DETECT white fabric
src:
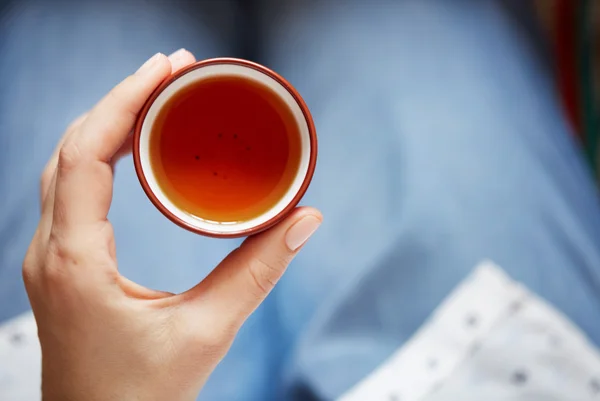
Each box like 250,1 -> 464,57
0,312 -> 40,401
339,261 -> 600,401
3,262 -> 600,401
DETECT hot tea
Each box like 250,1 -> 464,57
149,75 -> 301,223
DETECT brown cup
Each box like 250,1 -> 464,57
133,58 -> 317,238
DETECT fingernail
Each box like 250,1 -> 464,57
168,48 -> 187,59
136,53 -> 164,75
286,215 -> 321,251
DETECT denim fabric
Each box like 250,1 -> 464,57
1,1 -> 599,400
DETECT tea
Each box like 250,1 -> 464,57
149,75 -> 301,223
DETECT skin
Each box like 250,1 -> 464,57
22,49 -> 322,401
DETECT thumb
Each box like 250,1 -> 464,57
180,207 -> 322,331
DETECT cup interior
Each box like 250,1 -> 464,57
137,61 -> 313,236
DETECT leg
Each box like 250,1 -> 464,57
262,0 -> 600,398
0,0 -> 235,319
0,2 -> 283,400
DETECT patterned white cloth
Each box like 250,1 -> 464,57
339,262 -> 600,401
0,311 -> 41,401
3,262 -> 600,401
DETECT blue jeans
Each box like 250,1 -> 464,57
2,1 -> 600,400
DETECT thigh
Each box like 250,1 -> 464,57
0,0 -> 235,320
263,0 -> 600,397
0,3 -> 283,401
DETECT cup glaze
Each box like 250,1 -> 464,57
133,58 -> 317,238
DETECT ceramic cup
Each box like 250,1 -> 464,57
133,58 -> 317,238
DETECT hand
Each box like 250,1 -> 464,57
22,49 -> 322,401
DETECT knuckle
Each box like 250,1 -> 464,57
246,256 -> 286,298
58,141 -> 83,171
65,114 -> 86,134
48,235 -> 80,265
120,74 -> 138,89
22,249 -> 38,287
109,76 -> 138,115
43,235 -> 85,284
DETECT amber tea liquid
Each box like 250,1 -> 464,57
149,75 -> 301,223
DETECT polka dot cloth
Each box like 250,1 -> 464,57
339,262 -> 600,401
0,312 -> 41,401
2,262 -> 600,400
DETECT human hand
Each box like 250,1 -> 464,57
22,49 -> 322,401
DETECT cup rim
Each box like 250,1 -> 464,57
133,57 -> 317,238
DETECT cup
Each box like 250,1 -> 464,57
133,58 -> 317,238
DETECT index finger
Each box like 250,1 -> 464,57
53,52 -> 172,229
73,52 -> 171,163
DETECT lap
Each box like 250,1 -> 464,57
0,0 -> 234,319
3,1 -> 600,400
0,3 -> 275,401
262,0 -> 600,398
